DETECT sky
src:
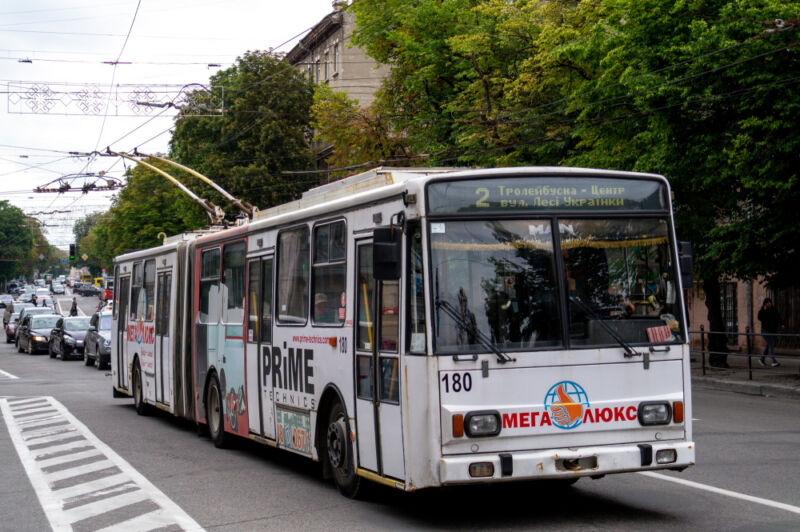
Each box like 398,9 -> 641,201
0,0 -> 339,249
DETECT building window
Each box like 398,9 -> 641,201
324,51 -> 329,80
307,55 -> 313,80
315,60 -> 320,83
333,43 -> 339,73
720,282 -> 738,345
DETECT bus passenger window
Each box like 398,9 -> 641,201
379,357 -> 399,403
357,355 -> 373,399
131,262 -> 142,321
261,259 -> 273,343
277,226 -> 310,324
312,221 -> 346,326
144,259 -> 155,321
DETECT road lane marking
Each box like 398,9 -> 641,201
640,471 -> 800,515
0,368 -> 19,379
1,396 -> 203,531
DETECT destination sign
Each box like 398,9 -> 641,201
426,176 -> 666,214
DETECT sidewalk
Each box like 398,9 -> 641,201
691,352 -> 800,399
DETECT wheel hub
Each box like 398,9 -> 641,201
327,419 -> 346,469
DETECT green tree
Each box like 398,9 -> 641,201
0,201 -> 34,282
311,85 -> 412,173
170,51 -> 317,211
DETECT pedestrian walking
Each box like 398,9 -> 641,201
757,298 -> 783,367
32,294 -> 38,307
69,297 -> 78,317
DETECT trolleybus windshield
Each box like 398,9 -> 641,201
428,177 -> 683,355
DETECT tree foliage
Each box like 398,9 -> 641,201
0,201 -> 34,281
170,51 -> 318,211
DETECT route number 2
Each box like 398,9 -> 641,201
441,372 -> 472,393
475,187 -> 490,208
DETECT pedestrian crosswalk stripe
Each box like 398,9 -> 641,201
0,368 -> 19,379
1,396 -> 203,531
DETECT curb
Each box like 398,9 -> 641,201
692,376 -> 800,400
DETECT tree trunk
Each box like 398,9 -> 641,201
703,275 -> 729,367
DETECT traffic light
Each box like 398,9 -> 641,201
69,244 -> 76,261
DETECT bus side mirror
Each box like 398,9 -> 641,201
374,227 -> 402,281
678,241 -> 693,289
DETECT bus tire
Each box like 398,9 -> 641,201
326,402 -> 361,498
133,360 -> 148,416
206,374 -> 228,449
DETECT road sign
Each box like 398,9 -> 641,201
61,259 -> 68,263
81,253 -> 88,261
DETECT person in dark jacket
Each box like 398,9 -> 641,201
69,298 -> 79,317
757,298 -> 782,367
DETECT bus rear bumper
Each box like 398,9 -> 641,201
439,441 -> 695,484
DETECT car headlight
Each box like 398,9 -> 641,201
464,411 -> 501,437
33,335 -> 46,342
638,402 -> 672,425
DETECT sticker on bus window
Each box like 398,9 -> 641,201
431,222 -> 445,234
338,308 -> 345,320
248,329 -> 254,342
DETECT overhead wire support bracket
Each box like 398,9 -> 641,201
132,149 -> 257,219
104,149 -> 226,226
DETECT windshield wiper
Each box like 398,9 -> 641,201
569,295 -> 643,361
435,298 -> 515,363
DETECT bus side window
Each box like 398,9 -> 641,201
261,259 -> 273,343
144,259 -> 155,321
247,259 -> 260,342
277,226 -> 310,325
312,220 -> 346,326
131,262 -> 142,321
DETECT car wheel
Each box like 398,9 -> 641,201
94,346 -> 103,370
206,374 -> 229,448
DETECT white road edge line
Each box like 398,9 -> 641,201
0,397 -> 204,532
639,471 -> 800,515
0,368 -> 19,379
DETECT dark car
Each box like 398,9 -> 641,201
80,284 -> 101,297
84,310 -> 112,369
16,307 -> 60,349
17,314 -> 61,354
5,312 -> 20,343
49,316 -> 92,360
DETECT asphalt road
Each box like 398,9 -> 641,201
1,295 -> 799,530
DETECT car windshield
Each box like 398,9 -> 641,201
32,316 -> 60,329
99,316 -> 112,331
65,318 -> 91,331
430,217 -> 684,354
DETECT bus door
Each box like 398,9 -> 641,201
155,270 -> 173,406
354,241 -> 405,479
117,275 -> 131,390
246,256 -> 275,439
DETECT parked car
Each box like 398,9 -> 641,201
48,316 -> 92,360
0,294 -> 13,308
84,310 -> 112,369
17,313 -> 61,354
4,301 -> 33,327
5,312 -> 20,343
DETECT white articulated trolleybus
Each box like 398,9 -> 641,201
111,166 -> 694,497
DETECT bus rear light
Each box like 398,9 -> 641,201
672,401 -> 684,423
469,462 -> 494,478
656,449 -> 677,464
452,414 -> 464,438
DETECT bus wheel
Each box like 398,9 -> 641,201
326,402 -> 361,498
133,361 -> 147,416
206,375 -> 228,448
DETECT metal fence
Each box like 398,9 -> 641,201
690,326 -> 800,380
